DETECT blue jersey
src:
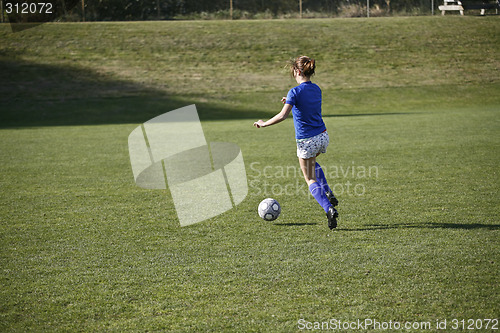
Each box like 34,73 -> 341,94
285,81 -> 326,140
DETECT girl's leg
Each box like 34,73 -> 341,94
315,161 -> 338,206
297,133 -> 338,229
315,161 -> 331,193
298,155 -> 317,186
299,156 -> 331,213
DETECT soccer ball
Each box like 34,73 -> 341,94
258,198 -> 281,221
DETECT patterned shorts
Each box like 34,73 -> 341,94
296,131 -> 329,159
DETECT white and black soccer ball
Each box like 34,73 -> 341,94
258,198 -> 281,221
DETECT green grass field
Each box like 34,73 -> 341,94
1,17 -> 499,332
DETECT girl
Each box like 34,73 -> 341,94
253,55 -> 339,229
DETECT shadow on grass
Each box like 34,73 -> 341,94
1,57 -> 418,128
338,222 -> 500,231
324,112 -> 414,118
275,222 -> 319,226
0,57 -> 272,128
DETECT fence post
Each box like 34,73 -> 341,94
1,0 -> 4,23
367,0 -> 370,17
81,0 -> 85,22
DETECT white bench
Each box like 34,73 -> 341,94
439,0 -> 500,14
439,0 -> 464,15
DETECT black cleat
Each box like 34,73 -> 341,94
327,206 -> 339,230
326,191 -> 339,207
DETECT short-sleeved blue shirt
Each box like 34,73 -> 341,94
285,81 -> 326,140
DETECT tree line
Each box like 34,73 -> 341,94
78,0 -> 434,20
3,0 -> 437,23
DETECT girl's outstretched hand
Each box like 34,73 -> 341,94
253,120 -> 266,128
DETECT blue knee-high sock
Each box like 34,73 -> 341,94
315,162 -> 332,195
309,181 -> 332,213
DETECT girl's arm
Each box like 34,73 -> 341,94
253,98 -> 292,128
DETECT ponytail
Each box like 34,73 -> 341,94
289,55 -> 316,78
303,58 -> 316,77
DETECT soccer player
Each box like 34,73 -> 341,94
253,55 -> 339,229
